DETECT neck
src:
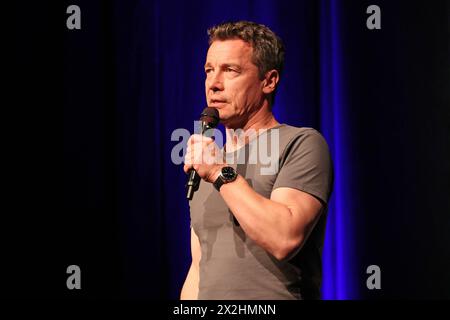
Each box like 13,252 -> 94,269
224,101 -> 280,152
225,100 -> 279,131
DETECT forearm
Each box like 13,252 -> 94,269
219,175 -> 301,260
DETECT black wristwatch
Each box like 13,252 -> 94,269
213,166 -> 238,191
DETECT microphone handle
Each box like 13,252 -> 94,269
186,124 -> 211,200
186,169 -> 201,200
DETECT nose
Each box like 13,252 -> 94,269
207,70 -> 224,93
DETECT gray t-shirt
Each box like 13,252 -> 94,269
189,124 -> 333,300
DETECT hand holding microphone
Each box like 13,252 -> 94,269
184,107 -> 220,200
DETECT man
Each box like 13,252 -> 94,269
181,21 -> 333,300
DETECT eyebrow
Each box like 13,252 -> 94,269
204,62 -> 242,69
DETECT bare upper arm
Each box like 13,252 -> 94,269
191,227 -> 201,269
270,187 -> 323,248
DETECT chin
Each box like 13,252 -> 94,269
215,109 -> 239,127
221,117 -> 241,129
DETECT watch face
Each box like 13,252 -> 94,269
222,166 -> 236,180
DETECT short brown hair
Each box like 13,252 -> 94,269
207,21 -> 285,80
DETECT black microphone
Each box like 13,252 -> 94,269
186,107 -> 220,200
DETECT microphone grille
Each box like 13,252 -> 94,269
200,107 -> 219,128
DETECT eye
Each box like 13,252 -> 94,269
205,68 -> 213,74
226,67 -> 237,72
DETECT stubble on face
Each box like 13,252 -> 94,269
205,39 -> 264,129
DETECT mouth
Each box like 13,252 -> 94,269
209,100 -> 227,107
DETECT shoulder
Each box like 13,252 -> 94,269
272,125 -> 333,204
277,125 -> 329,156
279,124 -> 325,139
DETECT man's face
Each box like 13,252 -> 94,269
204,39 -> 265,128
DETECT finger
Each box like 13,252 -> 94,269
184,149 -> 195,165
201,143 -> 215,165
183,164 -> 192,174
203,138 -> 215,146
192,144 -> 204,165
189,134 -> 204,144
191,134 -> 214,144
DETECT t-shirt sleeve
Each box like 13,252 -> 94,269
273,130 -> 333,205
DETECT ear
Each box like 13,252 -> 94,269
262,69 -> 280,95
